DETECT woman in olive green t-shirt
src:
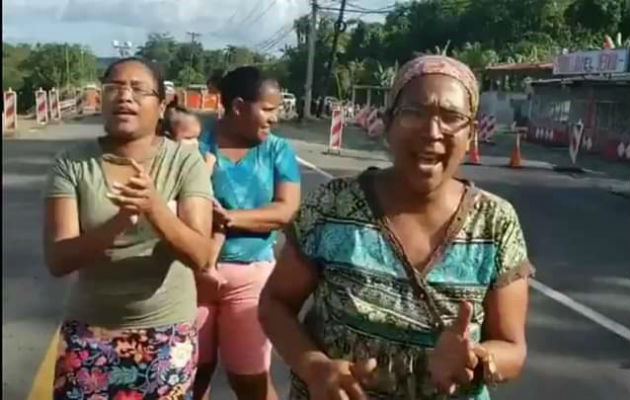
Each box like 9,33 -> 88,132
44,58 -> 214,399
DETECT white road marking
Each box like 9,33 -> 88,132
297,156 -> 630,343
529,280 -> 630,341
297,156 -> 334,180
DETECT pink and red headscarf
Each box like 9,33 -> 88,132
388,55 -> 479,115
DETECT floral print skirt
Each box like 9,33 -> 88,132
53,320 -> 197,400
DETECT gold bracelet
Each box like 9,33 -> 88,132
475,346 -> 503,387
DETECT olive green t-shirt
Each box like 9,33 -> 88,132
45,138 -> 212,329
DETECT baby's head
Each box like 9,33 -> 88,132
163,105 -> 201,146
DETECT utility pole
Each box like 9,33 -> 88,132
79,47 -> 84,85
318,0 -> 346,117
186,32 -> 201,85
65,44 -> 71,90
303,0 -> 317,119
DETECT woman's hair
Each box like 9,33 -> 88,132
161,104 -> 195,137
101,57 -> 166,102
207,69 -> 225,88
218,66 -> 279,113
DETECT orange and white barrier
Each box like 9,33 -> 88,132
81,87 -> 101,114
328,107 -> 344,153
477,114 -> 488,140
365,108 -> 378,131
366,108 -> 384,138
60,99 -> 77,116
569,120 -> 584,165
3,89 -> 18,132
467,129 -> 481,165
48,88 -> 61,121
185,91 -> 202,109
478,114 -> 496,143
35,88 -> 49,125
201,92 -> 220,111
355,106 -> 370,129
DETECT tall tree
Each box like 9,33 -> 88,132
565,0 -> 625,35
136,33 -> 178,74
2,43 -> 31,91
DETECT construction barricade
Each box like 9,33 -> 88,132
35,88 -> 49,125
328,106 -> 344,154
3,88 -> 18,132
48,88 -> 61,122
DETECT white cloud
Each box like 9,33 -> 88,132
2,0 -> 63,24
59,0 -> 307,47
3,0 -> 309,54
2,0 -> 400,55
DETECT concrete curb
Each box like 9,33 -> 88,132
610,190 -> 630,199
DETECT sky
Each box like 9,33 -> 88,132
2,0 -> 398,57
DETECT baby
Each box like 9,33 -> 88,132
163,105 -> 226,300
162,105 -> 202,146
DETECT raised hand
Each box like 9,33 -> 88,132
107,159 -> 160,216
428,301 -> 479,395
306,357 -> 378,400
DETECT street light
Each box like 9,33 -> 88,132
112,40 -> 133,58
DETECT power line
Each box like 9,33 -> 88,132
319,6 -> 391,15
255,23 -> 296,51
344,1 -> 397,12
260,26 -> 297,53
254,24 -> 292,49
224,8 -> 240,28
246,0 -> 280,26
255,11 -> 309,52
232,0 -> 268,29
207,1 -> 283,51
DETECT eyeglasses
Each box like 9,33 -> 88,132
102,83 -> 159,101
393,105 -> 473,135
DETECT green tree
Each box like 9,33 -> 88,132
2,43 -> 31,91
224,46 -> 258,68
452,42 -> 499,72
169,42 -> 205,85
176,65 -> 206,86
620,1 -> 630,39
2,42 -> 97,111
565,0 -> 625,35
136,33 -> 178,74
203,49 -> 227,77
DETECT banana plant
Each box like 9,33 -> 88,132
373,61 -> 397,88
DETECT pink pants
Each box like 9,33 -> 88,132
195,261 -> 274,375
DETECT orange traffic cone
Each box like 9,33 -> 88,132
467,131 -> 481,165
509,132 -> 523,168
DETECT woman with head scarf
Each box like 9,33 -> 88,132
259,55 -> 534,399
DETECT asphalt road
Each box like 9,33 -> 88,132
2,119 -> 629,399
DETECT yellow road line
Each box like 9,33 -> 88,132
27,328 -> 59,400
